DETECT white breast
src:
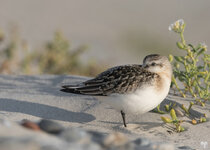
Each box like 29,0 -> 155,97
103,77 -> 171,115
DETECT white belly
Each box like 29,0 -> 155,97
102,81 -> 170,114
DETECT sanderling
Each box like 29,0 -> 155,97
61,54 -> 172,127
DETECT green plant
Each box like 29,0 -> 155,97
161,109 -> 185,132
180,101 -> 194,115
0,27 -> 26,74
168,19 -> 210,104
161,20 -> 209,133
38,31 -> 87,74
153,104 -> 166,114
0,28 -> 103,76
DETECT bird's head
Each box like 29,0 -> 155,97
143,54 -> 172,78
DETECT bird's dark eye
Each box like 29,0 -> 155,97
151,62 -> 156,66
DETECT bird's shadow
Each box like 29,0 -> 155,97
0,98 -> 95,123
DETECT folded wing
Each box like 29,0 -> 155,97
61,64 -> 155,96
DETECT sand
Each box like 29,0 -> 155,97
0,75 -> 209,149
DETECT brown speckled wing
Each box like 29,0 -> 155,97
61,65 -> 158,96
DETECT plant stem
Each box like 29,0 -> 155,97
180,32 -> 186,48
172,76 -> 186,98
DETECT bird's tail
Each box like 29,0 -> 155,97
60,85 -> 81,94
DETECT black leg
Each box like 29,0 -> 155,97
121,110 -> 127,127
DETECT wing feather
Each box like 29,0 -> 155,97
61,64 -> 157,96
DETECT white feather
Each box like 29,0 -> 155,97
101,76 -> 171,114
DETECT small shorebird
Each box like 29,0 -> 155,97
61,54 -> 172,127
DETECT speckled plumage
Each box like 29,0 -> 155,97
62,65 -> 159,96
61,54 -> 172,127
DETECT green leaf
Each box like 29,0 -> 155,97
180,126 -> 185,132
197,66 -> 204,70
161,117 -> 172,123
196,48 -> 205,57
164,104 -> 170,112
170,109 -> 177,121
176,42 -> 184,49
174,56 -> 184,64
178,75 -> 186,82
188,44 -> 196,52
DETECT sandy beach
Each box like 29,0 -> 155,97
0,75 -> 209,150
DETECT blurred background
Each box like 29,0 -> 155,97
0,0 -> 209,76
